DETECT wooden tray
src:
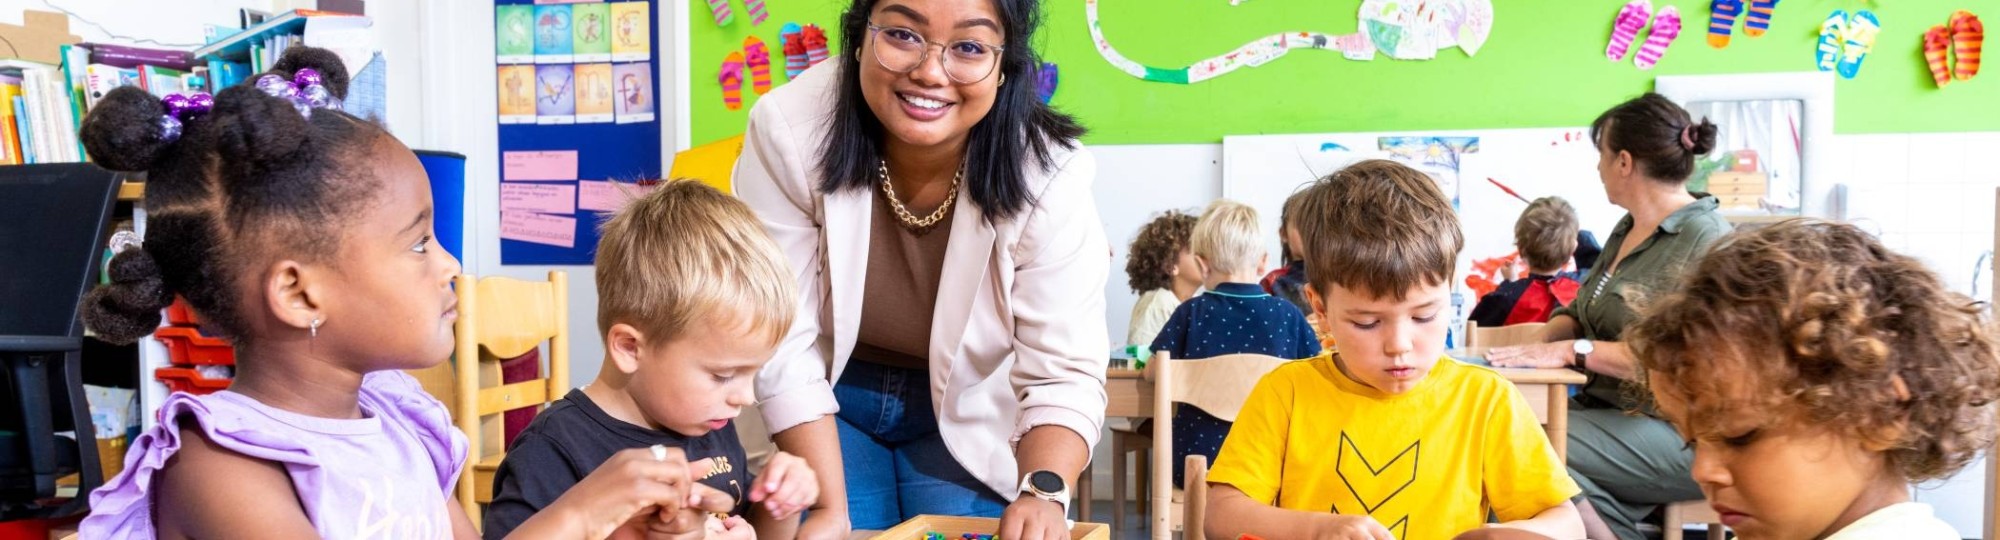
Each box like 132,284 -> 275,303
868,515 -> 1109,540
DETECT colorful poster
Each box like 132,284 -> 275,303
574,63 -> 614,123
496,5 -> 534,63
611,2 -> 651,61
533,4 -> 575,63
572,3 -> 612,62
613,62 -> 655,123
497,65 -> 536,123
536,64 -> 576,124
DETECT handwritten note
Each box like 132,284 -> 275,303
500,183 -> 577,214
578,180 -> 658,212
500,212 -> 577,248
503,150 -> 579,181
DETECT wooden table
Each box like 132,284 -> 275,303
1104,364 -> 1588,460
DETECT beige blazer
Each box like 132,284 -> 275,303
732,62 -> 1110,499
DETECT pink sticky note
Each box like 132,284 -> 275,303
577,180 -> 659,212
500,183 -> 578,214
504,150 -> 579,181
500,212 -> 577,248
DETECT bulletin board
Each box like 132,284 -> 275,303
496,0 -> 664,265
689,0 -> 2000,147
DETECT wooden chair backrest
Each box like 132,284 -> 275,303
452,271 -> 569,527
1464,321 -> 1549,357
1149,352 -> 1288,540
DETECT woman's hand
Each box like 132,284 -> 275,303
794,508 -> 851,540
749,451 -> 819,519
1486,341 -> 1573,369
997,497 -> 1068,540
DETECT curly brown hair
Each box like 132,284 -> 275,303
1629,218 -> 2000,482
1126,210 -> 1196,293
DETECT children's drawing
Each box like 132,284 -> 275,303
1085,0 -> 1494,84
1378,136 -> 1479,207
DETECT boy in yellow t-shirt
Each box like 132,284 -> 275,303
1204,160 -> 1583,540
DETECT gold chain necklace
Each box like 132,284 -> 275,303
877,160 -> 961,233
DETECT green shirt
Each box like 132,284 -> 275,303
1556,194 -> 1731,411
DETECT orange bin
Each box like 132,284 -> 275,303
154,367 -> 232,395
154,326 -> 234,366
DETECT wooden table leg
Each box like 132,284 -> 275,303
1547,384 -> 1570,463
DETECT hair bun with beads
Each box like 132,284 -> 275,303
79,248 -> 176,345
78,87 -> 178,172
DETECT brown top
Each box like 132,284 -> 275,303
853,189 -> 954,370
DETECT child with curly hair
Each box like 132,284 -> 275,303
1123,210 -> 1200,349
1630,218 -> 2000,540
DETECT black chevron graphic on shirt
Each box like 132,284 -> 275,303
1329,431 -> 1419,538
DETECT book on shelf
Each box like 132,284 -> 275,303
0,59 -> 80,164
86,43 -> 195,71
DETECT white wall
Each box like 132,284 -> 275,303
0,0 -> 267,49
1839,131 -> 2000,535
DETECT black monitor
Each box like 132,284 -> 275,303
0,163 -> 120,519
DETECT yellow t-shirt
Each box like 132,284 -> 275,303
1206,353 -> 1579,540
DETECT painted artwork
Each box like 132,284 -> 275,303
536,64 -> 576,123
1378,136 -> 1480,206
572,3 -> 612,61
614,62 -> 656,123
611,2 -> 652,60
496,5 -> 534,62
533,5 -> 574,60
574,63 -> 614,123
1086,0 -> 1494,84
497,65 -> 536,123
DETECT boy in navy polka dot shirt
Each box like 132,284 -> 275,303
1148,199 -> 1320,488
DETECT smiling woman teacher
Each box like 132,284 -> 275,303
731,0 -> 1109,538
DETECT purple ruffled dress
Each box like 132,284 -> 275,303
81,371 -> 467,539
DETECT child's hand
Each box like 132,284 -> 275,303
554,445 -> 699,539
748,451 -> 819,518
1309,514 -> 1395,540
707,515 -> 755,540
633,483 -> 737,540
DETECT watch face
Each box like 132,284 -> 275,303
1029,470 -> 1063,493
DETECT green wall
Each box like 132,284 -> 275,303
692,0 -> 1999,146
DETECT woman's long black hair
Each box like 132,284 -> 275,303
817,0 -> 1085,222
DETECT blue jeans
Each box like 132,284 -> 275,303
834,360 -> 1009,530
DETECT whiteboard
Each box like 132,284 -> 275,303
1222,128 -> 1624,345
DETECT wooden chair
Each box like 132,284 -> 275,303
1462,321 -> 1549,357
1106,419 -> 1150,537
453,272 -> 570,528
1663,500 -> 1725,540
1150,351 -> 1289,540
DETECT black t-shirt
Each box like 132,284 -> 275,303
482,388 -> 753,539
